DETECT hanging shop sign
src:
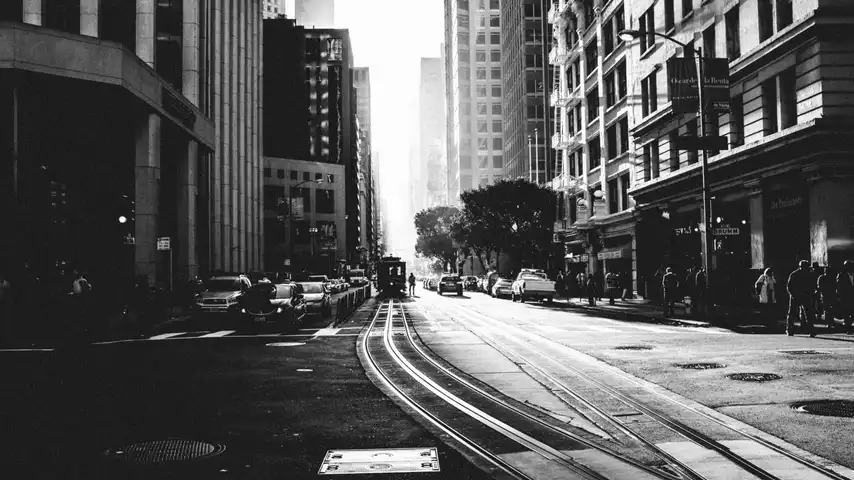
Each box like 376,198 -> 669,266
597,246 -> 631,260
674,227 -> 695,235
712,227 -> 740,236
704,58 -> 731,112
291,197 -> 305,220
668,57 -> 699,114
565,254 -> 589,263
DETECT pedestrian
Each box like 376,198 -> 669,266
754,267 -> 777,326
662,267 -> 680,317
786,260 -> 817,337
694,267 -> 707,318
556,271 -> 565,299
605,271 -> 619,305
816,266 -> 837,329
620,271 -> 631,300
576,271 -> 587,302
585,275 -> 597,306
594,270 -> 605,301
407,272 -> 416,296
564,271 -> 573,300
653,266 -> 665,306
836,260 -> 854,334
811,262 -> 823,321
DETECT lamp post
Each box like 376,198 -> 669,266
619,29 -> 713,313
287,178 -> 324,273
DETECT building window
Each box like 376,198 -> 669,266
478,154 -> 489,168
477,102 -> 488,115
316,189 -> 335,214
315,173 -> 323,181
490,50 -> 501,62
685,118 -> 698,164
605,70 -> 617,107
669,131 -> 680,171
762,78 -> 779,135
606,123 -> 618,160
476,32 -> 485,44
758,0 -> 773,42
608,178 -> 619,214
617,62 -> 627,99
604,18 -> 614,55
614,6 -> 625,45
702,24 -> 715,58
264,186 -> 284,211
492,102 -> 502,114
479,175 -> 489,187
460,155 -> 472,169
665,0 -> 675,32
640,6 -> 655,53
489,14 -> 500,26
492,137 -> 502,149
491,67 -> 501,79
777,0 -> 793,29
490,0 -> 499,9
585,39 -> 598,75
477,85 -> 488,97
478,138 -> 488,151
264,167 -> 272,178
476,50 -> 487,62
725,7 -> 741,60
588,138 -> 601,170
477,121 -> 488,132
575,104 -> 583,131
779,68 -> 798,129
620,173 -> 630,211
302,172 -> 310,181
493,154 -> 503,168
328,174 -> 335,183
641,71 -> 658,117
587,87 -> 599,122
490,32 -> 500,45
618,117 -> 629,154
491,85 -> 501,97
460,175 -> 472,190
682,0 -> 693,18
476,67 -> 487,79
276,169 -> 285,179
292,187 -> 311,212
524,3 -> 542,17
643,141 -> 660,181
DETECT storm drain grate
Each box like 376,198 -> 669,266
727,372 -> 782,382
614,345 -> 654,351
674,362 -> 726,370
104,439 -> 226,465
791,400 -> 854,418
780,350 -> 829,355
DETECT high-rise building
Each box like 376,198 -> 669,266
420,57 -> 448,208
263,0 -> 285,19
353,67 -> 376,266
443,0 -> 505,203
295,0 -> 334,28
502,0 -> 554,183
548,1 -> 634,289
0,0 -> 263,293
626,0 -> 854,305
263,17 -> 309,160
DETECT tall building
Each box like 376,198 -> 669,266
263,17 -> 309,160
443,0 -> 505,203
263,0 -> 285,19
0,0 -> 263,294
502,0 -> 555,183
295,0 -> 334,28
626,0 -> 854,304
548,1 -> 635,290
420,57 -> 448,208
354,67 -> 376,266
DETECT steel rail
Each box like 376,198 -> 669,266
380,299 -> 614,480
396,303 -> 683,480
359,299 -> 532,480
444,301 -> 847,480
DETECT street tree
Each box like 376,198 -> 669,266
414,205 -> 461,273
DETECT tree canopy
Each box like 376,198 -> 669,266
414,205 -> 461,272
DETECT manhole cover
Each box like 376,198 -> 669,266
674,362 -> 726,370
105,439 -> 225,465
792,400 -> 854,417
615,345 -> 653,351
727,372 -> 782,382
266,342 -> 306,347
781,350 -> 829,355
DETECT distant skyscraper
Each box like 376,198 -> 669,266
263,0 -> 285,19
419,57 -> 447,208
443,0 -> 504,204
295,0 -> 335,28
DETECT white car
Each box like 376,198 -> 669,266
491,278 -> 513,299
511,270 -> 556,303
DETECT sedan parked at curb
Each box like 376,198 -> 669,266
437,275 -> 464,296
298,281 -> 332,316
491,278 -> 513,299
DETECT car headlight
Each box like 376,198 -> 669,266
240,308 -> 246,313
276,307 -> 283,314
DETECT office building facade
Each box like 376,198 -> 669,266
443,0 -> 505,203
354,67 -> 376,267
0,0 -> 263,296
420,57 -> 449,208
263,0 -> 284,19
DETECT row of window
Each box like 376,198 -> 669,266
565,116 -> 629,175
263,185 -> 336,214
460,154 -> 504,169
263,169 -> 335,184
475,50 -> 502,63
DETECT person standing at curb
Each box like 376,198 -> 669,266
836,261 -> 854,334
605,271 -> 619,305
576,271 -> 587,303
755,268 -> 777,326
816,266 -> 836,330
585,274 -> 597,306
662,267 -> 679,317
786,260 -> 816,337
407,273 -> 416,296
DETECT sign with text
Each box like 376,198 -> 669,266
566,254 -> 589,263
291,197 -> 304,220
157,237 -> 171,251
704,58 -> 731,112
668,57 -> 699,114
712,227 -> 740,236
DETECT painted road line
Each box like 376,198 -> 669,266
314,328 -> 341,336
197,330 -> 236,338
0,348 -> 55,352
149,332 -> 188,340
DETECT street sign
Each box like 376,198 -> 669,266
157,237 -> 171,251
284,259 -> 291,266
713,227 -> 740,236
672,135 -> 728,151
668,57 -> 699,114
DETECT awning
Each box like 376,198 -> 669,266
597,246 -> 632,260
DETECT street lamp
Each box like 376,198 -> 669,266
287,178 -> 324,272
619,29 -> 714,313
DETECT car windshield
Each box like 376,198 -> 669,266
521,273 -> 546,280
308,276 -> 327,282
441,276 -> 460,282
350,270 -> 365,277
301,283 -> 324,293
275,285 -> 293,299
204,279 -> 242,291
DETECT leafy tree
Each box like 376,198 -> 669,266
458,179 -> 556,272
414,205 -> 461,273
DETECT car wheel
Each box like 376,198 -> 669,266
544,297 -> 553,304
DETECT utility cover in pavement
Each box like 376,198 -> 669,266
318,447 -> 440,475
791,400 -> 854,418
614,345 -> 654,350
104,439 -> 226,465
727,373 -> 782,382
674,362 -> 726,370
780,350 -> 829,355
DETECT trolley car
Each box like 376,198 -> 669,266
377,256 -> 407,297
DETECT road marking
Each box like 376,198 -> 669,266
149,332 -> 187,340
0,348 -> 55,352
314,328 -> 341,336
656,442 -> 760,480
197,330 -> 236,338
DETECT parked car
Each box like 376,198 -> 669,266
193,275 -> 252,318
425,277 -> 439,291
307,275 -> 332,291
437,275 -> 464,296
238,282 -> 306,331
328,279 -> 342,293
511,270 -> 556,303
348,269 -> 369,287
463,276 -> 479,291
298,281 -> 332,316
491,277 -> 513,299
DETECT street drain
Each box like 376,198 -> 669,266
674,362 -> 726,370
791,400 -> 854,417
781,350 -> 829,355
727,373 -> 782,382
104,439 -> 225,465
614,345 -> 653,351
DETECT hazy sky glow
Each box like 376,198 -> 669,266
284,0 -> 444,254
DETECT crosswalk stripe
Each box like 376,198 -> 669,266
197,330 -> 236,338
149,332 -> 187,340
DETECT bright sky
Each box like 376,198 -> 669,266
287,0 -> 444,255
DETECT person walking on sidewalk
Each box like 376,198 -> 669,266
836,260 -> 854,334
755,268 -> 777,326
620,271 -> 631,300
605,271 -> 619,305
577,271 -> 587,302
585,275 -> 597,306
816,266 -> 837,330
408,273 -> 416,296
786,260 -> 816,337
662,267 -> 680,317
556,271 -> 565,299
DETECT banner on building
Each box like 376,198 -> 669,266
291,197 -> 304,220
667,57 -> 699,114
704,58 -> 731,112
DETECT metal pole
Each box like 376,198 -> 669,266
535,128 -> 540,184
696,47 -> 713,314
528,135 -> 533,182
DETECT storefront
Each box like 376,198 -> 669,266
764,182 -> 810,273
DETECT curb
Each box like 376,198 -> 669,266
560,301 -> 714,328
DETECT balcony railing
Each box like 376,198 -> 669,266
550,87 -> 583,108
547,1 -> 561,23
550,173 -> 582,192
548,43 -> 568,65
